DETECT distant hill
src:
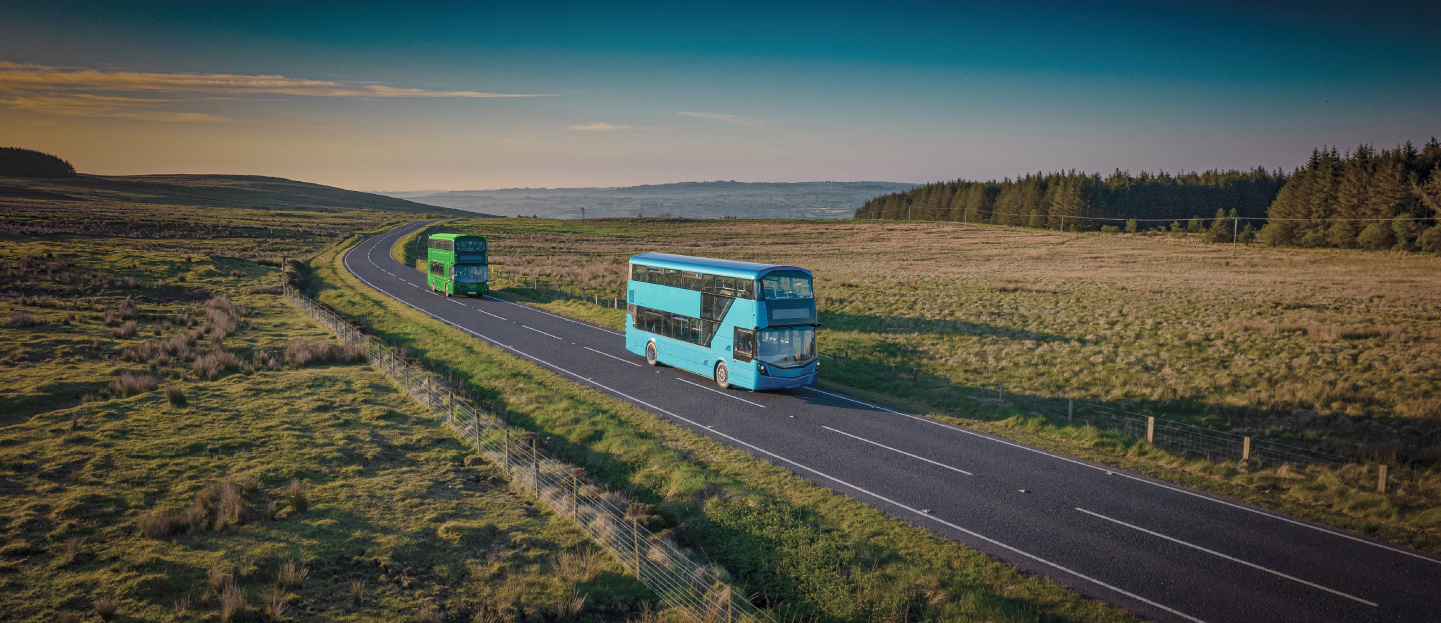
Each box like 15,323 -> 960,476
0,147 -> 76,178
0,173 -> 482,216
383,181 -> 918,219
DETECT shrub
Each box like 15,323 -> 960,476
1392,214 -> 1416,251
1100,225 -> 1120,234
208,565 -> 233,592
220,583 -> 246,623
1419,224 -> 1441,253
286,479 -> 309,513
277,559 -> 309,587
94,598 -> 120,621
1124,218 -> 1138,233
1357,222 -> 1393,250
112,320 -> 138,339
103,309 -> 117,326
1186,215 -> 1203,233
193,350 -> 242,379
57,536 -> 85,565
1,311 -> 37,328
110,372 -> 158,397
164,384 -> 186,405
283,339 -> 364,367
261,588 -> 288,621
56,611 -> 80,623
119,295 -> 137,319
215,479 -> 246,530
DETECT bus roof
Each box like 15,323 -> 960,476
629,252 -> 810,280
427,233 -> 485,241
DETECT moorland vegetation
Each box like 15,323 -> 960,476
418,216 -> 1441,549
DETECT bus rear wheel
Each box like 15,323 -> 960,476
715,361 -> 730,389
645,341 -> 658,366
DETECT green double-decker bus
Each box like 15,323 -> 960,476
425,233 -> 489,297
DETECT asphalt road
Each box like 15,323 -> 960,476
346,222 -> 1440,623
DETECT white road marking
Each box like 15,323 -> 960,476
1076,508 -> 1377,607
802,387 -> 1441,566
484,295 -> 625,336
343,228 -> 1206,623
820,426 -> 972,476
675,377 -> 766,408
582,346 -> 642,367
523,325 -> 563,340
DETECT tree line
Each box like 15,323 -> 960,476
1261,140 -> 1441,250
855,138 -> 1441,251
0,147 -> 77,178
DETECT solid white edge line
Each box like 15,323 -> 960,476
582,346 -> 642,367
821,425 -> 972,476
803,387 -> 1441,566
675,377 -> 767,408
343,226 -> 1207,623
484,295 -> 626,336
522,325 -> 564,340
1076,508 -> 1377,607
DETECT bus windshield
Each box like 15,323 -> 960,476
761,272 -> 813,300
452,264 -> 489,283
757,326 -> 816,367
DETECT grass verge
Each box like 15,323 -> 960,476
320,231 -> 1136,622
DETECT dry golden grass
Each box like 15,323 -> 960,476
452,217 -> 1441,458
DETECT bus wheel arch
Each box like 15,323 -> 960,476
645,341 -> 659,366
714,361 -> 729,389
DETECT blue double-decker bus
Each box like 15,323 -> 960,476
625,252 -> 817,390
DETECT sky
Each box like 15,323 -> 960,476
0,1 -> 1437,191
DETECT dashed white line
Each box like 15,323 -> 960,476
342,226 -> 1206,623
523,325 -> 563,340
802,387 -> 1441,566
821,426 -> 972,476
1076,508 -> 1377,607
675,377 -> 766,408
583,346 -> 642,367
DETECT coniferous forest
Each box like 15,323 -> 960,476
0,147 -> 77,178
855,138 -> 1441,252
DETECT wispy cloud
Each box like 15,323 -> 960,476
569,122 -> 632,131
0,61 -> 552,122
0,62 -> 551,98
678,111 -> 769,127
1,93 -> 229,122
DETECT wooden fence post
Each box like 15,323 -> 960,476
1378,464 -> 1388,494
1242,436 -> 1251,461
1146,417 -> 1155,444
1068,399 -> 1073,425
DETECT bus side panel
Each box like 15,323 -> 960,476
629,282 -> 701,317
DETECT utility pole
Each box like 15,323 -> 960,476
580,207 -> 586,219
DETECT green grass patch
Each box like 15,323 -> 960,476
311,232 -> 1137,622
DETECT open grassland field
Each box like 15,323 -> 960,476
0,173 -> 463,264
1,238 -> 651,619
411,217 -> 1441,546
316,234 -> 1138,623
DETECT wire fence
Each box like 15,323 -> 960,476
284,284 -> 769,623
489,265 -> 627,310
817,352 -> 1428,492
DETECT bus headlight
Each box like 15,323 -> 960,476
757,363 -> 769,375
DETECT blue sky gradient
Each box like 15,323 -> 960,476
1,1 -> 1436,189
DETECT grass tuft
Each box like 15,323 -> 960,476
93,597 -> 119,621
2,310 -> 38,328
286,479 -> 309,513
164,383 -> 186,405
276,559 -> 308,587
220,583 -> 246,623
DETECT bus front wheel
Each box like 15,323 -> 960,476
714,361 -> 730,389
645,342 -> 658,366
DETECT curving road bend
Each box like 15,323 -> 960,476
345,222 -> 1440,623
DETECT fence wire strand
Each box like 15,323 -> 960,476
285,285 -> 769,622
